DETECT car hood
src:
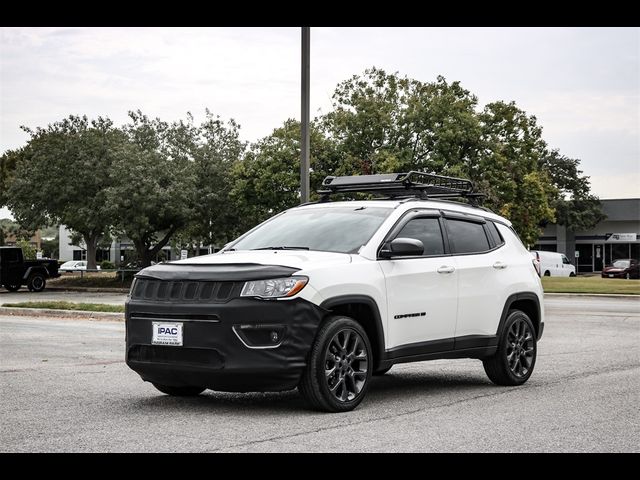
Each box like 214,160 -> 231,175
136,250 -> 352,282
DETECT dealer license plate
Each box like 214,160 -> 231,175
152,322 -> 183,346
609,274 -> 614,278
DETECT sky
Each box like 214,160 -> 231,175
1,27 -> 638,219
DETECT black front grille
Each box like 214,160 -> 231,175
128,345 -> 224,368
131,279 -> 242,303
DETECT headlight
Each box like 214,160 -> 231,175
241,276 -> 308,299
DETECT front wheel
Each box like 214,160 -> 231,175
4,284 -> 21,292
27,273 -> 46,292
483,310 -> 537,386
152,383 -> 205,396
569,272 -> 576,277
543,270 -> 550,277
299,316 -> 372,412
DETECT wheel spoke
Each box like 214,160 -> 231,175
330,376 -> 344,393
341,330 -> 351,351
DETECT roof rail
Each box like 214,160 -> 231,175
318,171 -> 485,205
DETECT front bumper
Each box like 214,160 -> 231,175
601,271 -> 626,278
125,296 -> 326,392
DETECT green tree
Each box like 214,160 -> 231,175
540,150 -> 605,231
16,239 -> 36,260
6,116 -> 122,268
230,119 -> 340,233
190,111 -> 246,247
105,111 -> 197,267
0,149 -> 21,207
322,67 -> 482,175
475,101 -> 557,245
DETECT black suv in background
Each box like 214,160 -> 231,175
0,246 -> 60,292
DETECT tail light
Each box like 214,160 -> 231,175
532,251 -> 541,277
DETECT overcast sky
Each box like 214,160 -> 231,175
1,27 -> 638,219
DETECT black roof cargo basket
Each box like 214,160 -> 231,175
318,171 -> 485,204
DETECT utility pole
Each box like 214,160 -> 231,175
300,26 -> 310,203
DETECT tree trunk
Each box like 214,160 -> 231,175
84,233 -> 98,270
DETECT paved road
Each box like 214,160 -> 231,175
1,295 -> 638,452
0,289 -> 126,305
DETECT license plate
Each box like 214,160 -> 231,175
152,322 -> 183,346
609,274 -> 614,278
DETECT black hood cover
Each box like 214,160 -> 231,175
135,262 -> 300,282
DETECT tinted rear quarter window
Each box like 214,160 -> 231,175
486,221 -> 504,247
446,219 -> 490,254
395,217 -> 444,256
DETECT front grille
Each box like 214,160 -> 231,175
128,345 -> 224,368
131,279 -> 242,303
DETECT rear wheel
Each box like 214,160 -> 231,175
299,315 -> 372,412
483,310 -> 537,386
543,270 -> 550,277
27,273 -> 46,292
569,272 -> 576,277
4,284 -> 21,292
152,383 -> 206,396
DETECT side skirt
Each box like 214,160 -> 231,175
379,335 -> 498,369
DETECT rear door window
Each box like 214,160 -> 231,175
446,219 -> 491,254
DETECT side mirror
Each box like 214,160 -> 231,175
380,238 -> 424,258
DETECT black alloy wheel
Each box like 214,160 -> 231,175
505,317 -> 536,379
299,315 -> 372,412
483,309 -> 537,386
324,328 -> 369,402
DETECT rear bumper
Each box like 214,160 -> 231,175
601,272 -> 626,278
125,297 -> 327,392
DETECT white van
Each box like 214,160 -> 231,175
530,250 -> 576,277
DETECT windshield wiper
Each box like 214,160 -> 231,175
252,246 -> 310,251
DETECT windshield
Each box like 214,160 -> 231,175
613,260 -> 630,268
230,206 -> 392,254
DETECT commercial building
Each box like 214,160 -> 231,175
534,198 -> 640,273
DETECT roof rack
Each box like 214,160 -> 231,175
318,171 -> 485,205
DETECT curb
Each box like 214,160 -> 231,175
544,293 -> 639,298
0,306 -> 124,321
45,286 -> 130,294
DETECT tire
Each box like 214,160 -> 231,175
543,270 -> 550,277
27,273 -> 46,292
483,310 -> 537,386
373,366 -> 392,376
299,315 -> 373,412
152,383 -> 206,396
569,272 -> 576,277
4,284 -> 21,292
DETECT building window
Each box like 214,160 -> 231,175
72,250 -> 87,261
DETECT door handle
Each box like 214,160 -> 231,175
493,261 -> 508,269
437,265 -> 455,274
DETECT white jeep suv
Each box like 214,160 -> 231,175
125,172 -> 544,412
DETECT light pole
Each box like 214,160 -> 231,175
300,26 -> 310,203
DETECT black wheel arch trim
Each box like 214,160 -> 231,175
319,294 -> 386,371
497,292 -> 543,340
23,266 -> 49,281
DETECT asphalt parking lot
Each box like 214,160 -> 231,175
1,295 -> 638,452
